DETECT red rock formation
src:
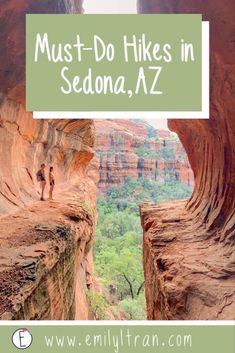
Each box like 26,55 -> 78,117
0,0 -> 84,105
0,185 -> 96,320
139,0 -> 235,319
114,119 -> 148,138
0,99 -> 95,215
95,119 -> 194,191
0,0 -> 98,320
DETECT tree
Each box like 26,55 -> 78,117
119,295 -> 146,320
96,238 -> 144,300
95,176 -> 193,320
86,291 -> 108,320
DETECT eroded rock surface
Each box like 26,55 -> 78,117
0,0 -> 83,104
139,0 -> 235,320
0,0 -> 97,320
0,185 -> 96,320
0,97 -> 95,216
140,201 -> 235,319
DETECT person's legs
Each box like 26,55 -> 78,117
40,181 -> 46,200
49,184 -> 54,200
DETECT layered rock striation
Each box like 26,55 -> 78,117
0,0 -> 97,320
139,0 -> 235,320
0,186 -> 96,320
0,98 -> 95,216
95,119 -> 194,192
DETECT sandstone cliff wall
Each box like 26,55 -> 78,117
139,0 -> 235,320
0,0 -> 97,320
95,119 -> 194,192
0,97 -> 95,215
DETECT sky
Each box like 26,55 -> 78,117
145,119 -> 168,130
84,1 -> 168,130
84,0 -> 137,14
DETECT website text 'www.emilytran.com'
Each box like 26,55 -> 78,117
44,329 -> 192,353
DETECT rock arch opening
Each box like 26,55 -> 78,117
93,119 -> 194,319
0,0 -> 234,321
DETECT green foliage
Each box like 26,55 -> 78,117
97,211 -> 141,239
95,177 -> 192,320
117,135 -> 125,148
95,231 -> 144,300
161,145 -> 176,160
86,291 -> 108,320
134,144 -> 177,161
100,177 -> 192,212
119,294 -> 146,320
134,145 -> 157,159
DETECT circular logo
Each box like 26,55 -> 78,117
12,328 -> 33,349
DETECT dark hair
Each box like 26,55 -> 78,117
50,166 -> 53,172
41,163 -> 45,168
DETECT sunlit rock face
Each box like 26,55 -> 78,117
0,99 -> 95,215
0,0 -> 98,320
94,119 -> 193,192
139,0 -> 235,320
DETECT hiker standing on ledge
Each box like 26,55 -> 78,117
36,163 -> 46,201
49,166 -> 55,200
